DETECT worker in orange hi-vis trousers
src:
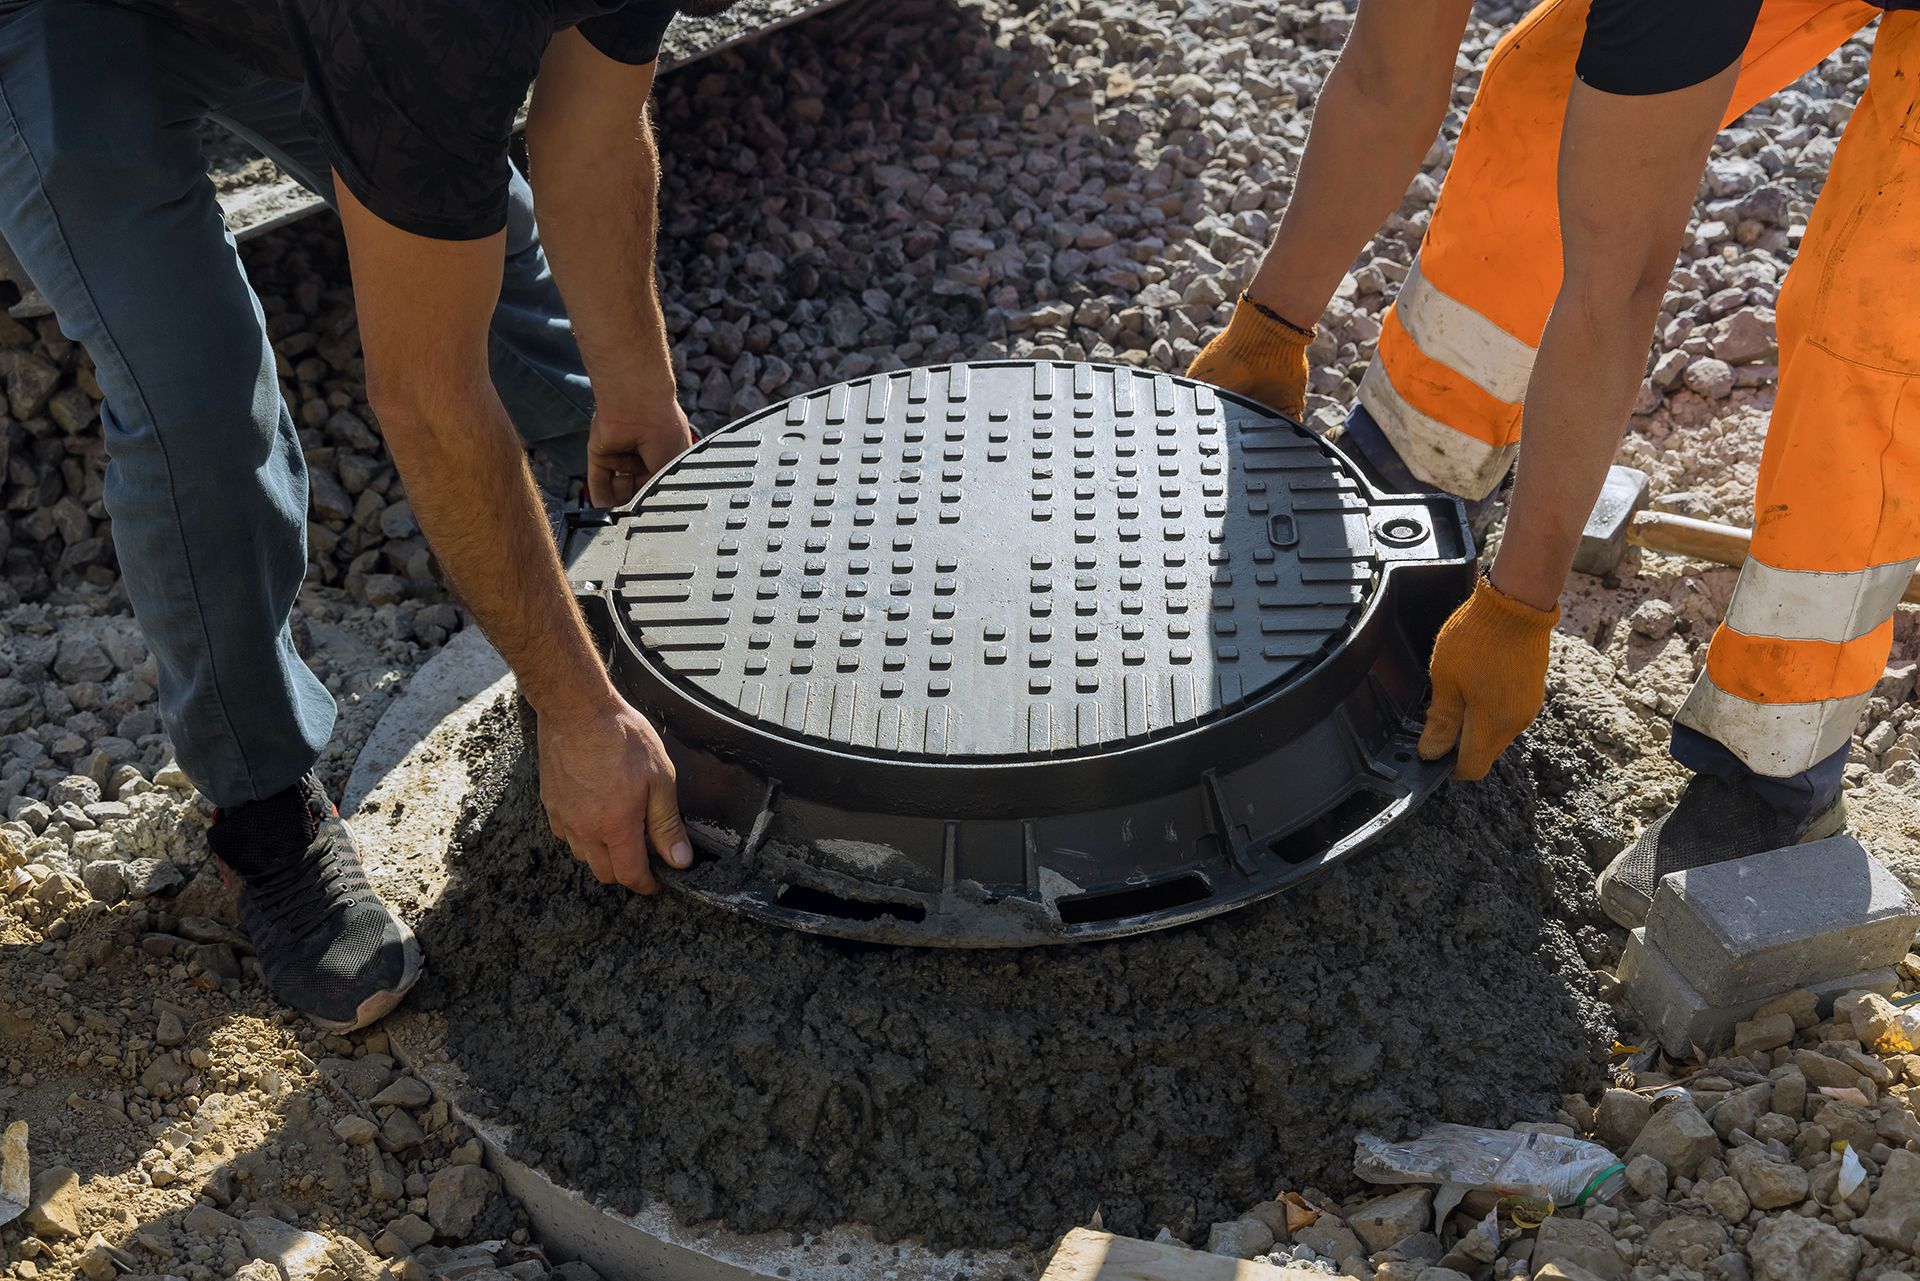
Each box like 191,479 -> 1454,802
1190,0 -> 1920,928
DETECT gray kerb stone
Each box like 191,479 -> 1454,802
1645,836 -> 1920,1006
1619,927 -> 1895,1056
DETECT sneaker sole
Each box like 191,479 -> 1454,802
1597,797 -> 1848,931
309,925 -> 426,1035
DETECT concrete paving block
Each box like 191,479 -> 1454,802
1619,927 -> 1896,1056
1646,836 -> 1919,1006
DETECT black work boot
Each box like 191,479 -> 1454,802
1595,773 -> 1847,929
209,774 -> 422,1032
1337,404 -> 1508,545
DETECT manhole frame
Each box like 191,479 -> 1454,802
568,363 -> 1474,946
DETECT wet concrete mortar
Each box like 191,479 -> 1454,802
405,637 -> 1632,1255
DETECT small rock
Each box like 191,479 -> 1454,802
1650,349 -> 1691,392
1854,1145 -> 1920,1252
1626,1099 -> 1719,1177
1836,989 -> 1908,1051
1703,1174 -> 1751,1223
1729,1143 -> 1810,1209
1348,1186 -> 1432,1254
368,1159 -> 405,1203
77,1234 -> 120,1281
183,1203 -> 238,1236
1683,357 -> 1735,399
1293,1222 -> 1364,1265
78,860 -> 127,905
426,1164 -> 499,1238
47,774 -> 101,809
1711,1082 -> 1773,1141
1239,1199 -> 1292,1242
1625,1153 -> 1668,1200
1757,988 -> 1819,1029
1643,1215 -> 1729,1267
384,1212 -> 435,1252
1772,1065 -> 1809,1117
155,1009 -> 185,1047
1593,1088 -> 1652,1152
1746,1212 -> 1861,1281
1535,1266 -> 1612,1281
1733,1012 -> 1796,1057
124,857 -> 183,898
332,1116 -> 379,1146
1533,1215 -> 1626,1281
1204,1218 -> 1273,1259
1708,306 -> 1777,364
1628,600 -> 1678,641
1793,1047 -> 1865,1090
380,1109 -> 425,1151
241,1216 -> 332,1281
21,1167 -> 81,1239
370,1077 -> 433,1110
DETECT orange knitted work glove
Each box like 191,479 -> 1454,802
1186,292 -> 1315,421
1418,576 -> 1560,781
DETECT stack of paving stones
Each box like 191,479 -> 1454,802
1622,839 -> 1920,1057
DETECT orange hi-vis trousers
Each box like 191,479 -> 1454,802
1371,1 -> 1920,788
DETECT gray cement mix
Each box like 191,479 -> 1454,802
407,646 -> 1627,1253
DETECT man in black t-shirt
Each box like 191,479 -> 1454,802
274,2 -> 750,910
0,0 -> 720,1030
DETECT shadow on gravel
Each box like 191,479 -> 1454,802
647,0 -> 1216,433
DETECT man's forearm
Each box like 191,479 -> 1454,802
1247,0 -> 1475,326
526,33 -> 674,418
1490,71 -> 1740,611
382,384 -> 616,722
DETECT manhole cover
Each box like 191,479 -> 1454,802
566,362 -> 1473,945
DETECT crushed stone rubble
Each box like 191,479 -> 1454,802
1189,979 -> 1920,1281
0,0 -> 1915,1276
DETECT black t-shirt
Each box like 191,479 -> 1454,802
1579,0 -> 1916,95
112,1 -> 305,79
280,0 -> 681,240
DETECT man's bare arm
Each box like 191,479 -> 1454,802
1492,67 -> 1741,609
525,29 -> 689,508
1245,0 -> 1476,327
334,184 -> 689,891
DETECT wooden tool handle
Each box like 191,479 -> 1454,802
1625,512 -> 1755,566
1628,511 -> 1920,605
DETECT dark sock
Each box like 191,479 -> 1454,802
209,775 -> 323,876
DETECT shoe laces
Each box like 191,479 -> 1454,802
244,829 -> 359,942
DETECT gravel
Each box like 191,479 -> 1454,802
1201,981 -> 1920,1281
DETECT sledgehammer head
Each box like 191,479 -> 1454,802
1572,466 -> 1652,577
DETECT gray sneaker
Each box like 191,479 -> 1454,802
1595,773 -> 1846,929
209,775 -> 422,1032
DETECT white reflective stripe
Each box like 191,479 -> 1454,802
1723,556 -> 1918,645
1674,674 -> 1869,778
1358,359 -> 1515,501
1394,257 -> 1537,404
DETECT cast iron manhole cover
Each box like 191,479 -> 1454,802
567,362 -> 1472,945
